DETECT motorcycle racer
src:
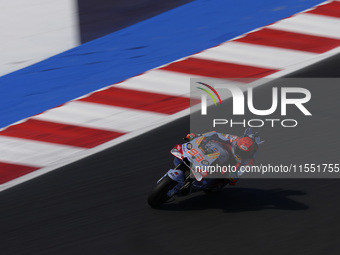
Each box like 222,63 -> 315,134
182,128 -> 263,192
147,128 -> 264,207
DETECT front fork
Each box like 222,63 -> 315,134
157,159 -> 191,197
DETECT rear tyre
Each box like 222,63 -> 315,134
147,175 -> 178,208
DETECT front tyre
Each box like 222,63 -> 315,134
147,175 -> 178,208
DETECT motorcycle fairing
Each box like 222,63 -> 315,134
182,138 -> 217,182
166,169 -> 185,197
170,144 -> 183,159
170,137 -> 222,182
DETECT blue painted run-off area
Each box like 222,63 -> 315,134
0,0 -> 325,129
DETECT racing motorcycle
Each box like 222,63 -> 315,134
147,129 -> 263,208
147,135 -> 229,208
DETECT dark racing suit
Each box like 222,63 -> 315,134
187,131 -> 257,191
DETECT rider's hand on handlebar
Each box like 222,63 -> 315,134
185,133 -> 196,140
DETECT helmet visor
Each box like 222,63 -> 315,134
234,146 -> 250,160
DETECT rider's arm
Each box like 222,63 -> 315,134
229,157 -> 256,184
201,131 -> 232,142
186,131 -> 232,142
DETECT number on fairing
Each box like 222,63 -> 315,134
188,148 -> 204,162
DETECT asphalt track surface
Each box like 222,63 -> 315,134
0,52 -> 339,255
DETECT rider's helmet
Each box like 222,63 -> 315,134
232,136 -> 257,162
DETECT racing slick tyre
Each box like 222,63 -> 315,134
147,175 -> 178,208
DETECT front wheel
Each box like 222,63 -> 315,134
147,175 -> 178,208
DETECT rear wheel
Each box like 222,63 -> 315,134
147,175 -> 178,208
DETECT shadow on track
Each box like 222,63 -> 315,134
159,187 -> 308,212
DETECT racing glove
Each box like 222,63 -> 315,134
186,133 -> 196,140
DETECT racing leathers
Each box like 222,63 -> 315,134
184,129 -> 259,192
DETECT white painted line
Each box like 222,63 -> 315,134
114,70 -> 193,96
193,41 -> 317,69
269,13 -> 340,39
268,46 -> 340,78
114,70 -> 245,99
33,101 -> 168,133
0,136 -> 84,167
